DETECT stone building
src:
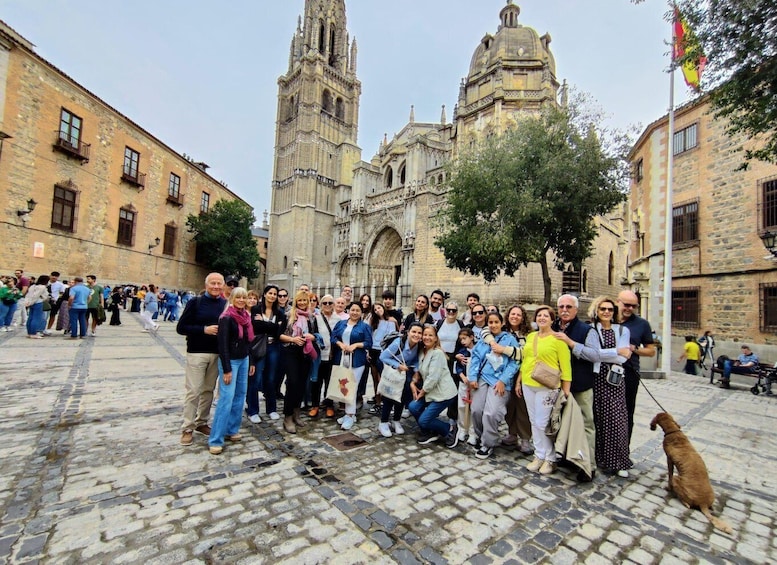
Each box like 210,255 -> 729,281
0,21 -> 251,289
627,95 -> 777,348
268,0 -> 628,309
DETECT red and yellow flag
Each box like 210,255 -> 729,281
673,6 -> 706,91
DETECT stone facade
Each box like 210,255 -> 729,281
627,95 -> 777,347
268,1 -> 628,310
0,21 -> 251,289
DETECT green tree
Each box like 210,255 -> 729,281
435,102 -> 629,304
186,199 -> 260,279
635,0 -> 777,166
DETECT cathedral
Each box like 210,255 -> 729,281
267,0 -> 627,308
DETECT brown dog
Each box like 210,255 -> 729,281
650,412 -> 733,534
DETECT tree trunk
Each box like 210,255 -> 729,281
539,255 -> 552,305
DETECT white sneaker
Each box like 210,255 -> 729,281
456,430 -> 467,442
42,330 -> 52,336
341,415 -> 355,430
467,435 -> 479,446
401,409 -> 410,419
269,412 -> 280,421
391,421 -> 405,435
617,470 -> 630,478
249,414 -> 262,424
89,331 -> 96,337
151,324 -> 159,333
337,416 -> 345,425
378,422 -> 392,437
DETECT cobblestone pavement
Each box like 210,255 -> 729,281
1,316 -> 775,564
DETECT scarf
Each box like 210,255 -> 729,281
221,305 -> 254,342
291,308 -> 310,338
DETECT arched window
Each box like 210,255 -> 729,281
283,255 -> 288,270
322,89 -> 333,113
318,22 -> 325,53
335,97 -> 344,120
329,24 -> 337,59
385,167 -> 393,189
437,174 -> 444,185
582,269 -> 588,293
399,162 -> 406,185
608,252 -> 615,285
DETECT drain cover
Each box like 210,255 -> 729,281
323,432 -> 369,451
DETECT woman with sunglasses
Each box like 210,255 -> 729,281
517,305 -> 571,474
467,306 -> 488,341
588,296 -> 632,478
280,290 -> 317,433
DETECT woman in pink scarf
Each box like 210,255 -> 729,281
281,290 -> 316,433
208,287 -> 255,454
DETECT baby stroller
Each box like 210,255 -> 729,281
751,362 -> 776,396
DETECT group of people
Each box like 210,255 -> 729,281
0,270 -> 106,339
174,275 -> 656,484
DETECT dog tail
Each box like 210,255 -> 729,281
701,506 -> 733,534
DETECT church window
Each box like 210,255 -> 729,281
385,167 -> 393,189
335,97 -> 344,120
322,89 -> 333,113
318,22 -> 325,53
438,174 -> 443,185
608,252 -> 615,285
399,162 -> 406,186
284,256 -> 288,269
430,176 -> 435,186
329,24 -> 337,65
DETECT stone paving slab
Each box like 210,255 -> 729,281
0,316 -> 775,564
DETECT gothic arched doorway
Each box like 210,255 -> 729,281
367,227 -> 403,289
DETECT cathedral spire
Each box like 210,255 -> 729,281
441,104 -> 447,125
409,105 -> 415,123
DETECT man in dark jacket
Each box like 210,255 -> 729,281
552,294 -> 601,481
176,273 -> 227,446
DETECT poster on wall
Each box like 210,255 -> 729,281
33,242 -> 44,258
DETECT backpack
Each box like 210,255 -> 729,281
380,331 -> 403,350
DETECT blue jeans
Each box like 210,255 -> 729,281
70,308 -> 88,337
408,397 -> 454,436
261,342 -> 282,414
1,301 -> 17,328
209,356 -> 249,447
722,360 -> 757,381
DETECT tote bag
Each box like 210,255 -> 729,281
376,347 -> 406,403
326,354 -> 357,405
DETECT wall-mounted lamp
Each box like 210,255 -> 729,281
760,230 -> 777,258
17,198 -> 37,217
148,237 -> 161,253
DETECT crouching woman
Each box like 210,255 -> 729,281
409,325 -> 458,445
209,287 -> 255,455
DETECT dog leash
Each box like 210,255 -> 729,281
638,374 -> 669,413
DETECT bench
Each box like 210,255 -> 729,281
709,361 -> 775,394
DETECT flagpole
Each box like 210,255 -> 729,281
661,6 -> 676,376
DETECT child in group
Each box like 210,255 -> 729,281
449,328 -> 477,448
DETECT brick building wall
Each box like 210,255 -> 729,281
0,22 -> 251,290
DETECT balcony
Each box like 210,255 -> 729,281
121,169 -> 146,190
166,193 -> 185,208
53,133 -> 90,163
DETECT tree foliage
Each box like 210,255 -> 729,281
186,199 -> 260,279
635,0 -> 777,166
435,100 -> 629,303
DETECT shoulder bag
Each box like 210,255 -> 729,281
530,334 -> 561,389
377,348 -> 407,403
327,353 -> 357,405
250,334 -> 268,361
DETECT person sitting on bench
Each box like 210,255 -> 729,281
720,345 -> 759,389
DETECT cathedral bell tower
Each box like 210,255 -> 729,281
267,0 -> 362,288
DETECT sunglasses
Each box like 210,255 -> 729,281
226,282 -> 238,287
472,310 -> 485,315
620,303 -> 638,308
321,301 -> 333,305
278,294 -> 288,298
598,307 -> 614,312
447,308 -> 458,313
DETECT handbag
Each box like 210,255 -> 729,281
595,324 -> 625,386
377,348 -> 407,403
250,334 -> 268,360
327,354 -> 357,405
530,334 -> 561,389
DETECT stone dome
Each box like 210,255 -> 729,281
468,1 -> 556,79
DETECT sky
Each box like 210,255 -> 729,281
1,0 -> 695,221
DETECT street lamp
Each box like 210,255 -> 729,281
760,230 -> 777,258
148,237 -> 161,253
17,198 -> 37,217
